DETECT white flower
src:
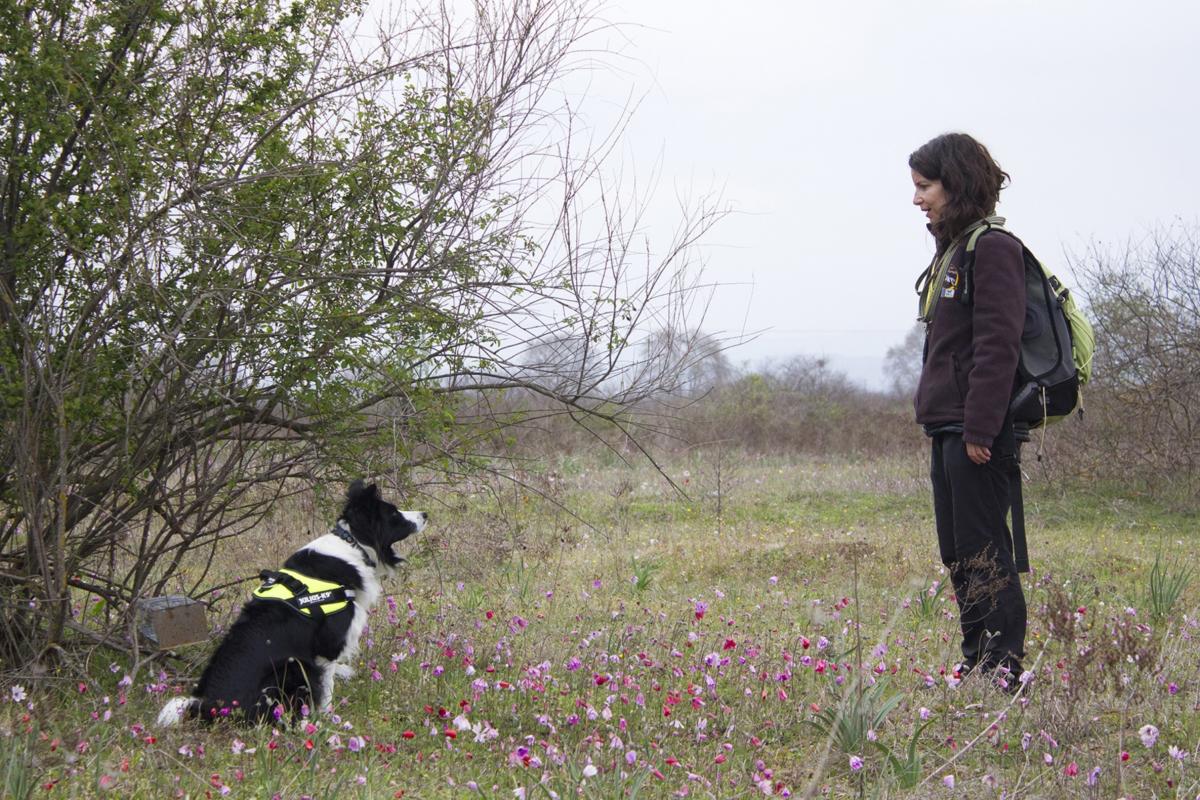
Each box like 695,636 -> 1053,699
10,685 -> 26,703
1139,724 -> 1159,748
582,764 -> 598,778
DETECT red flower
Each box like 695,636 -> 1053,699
594,674 -> 609,686
714,753 -> 726,764
402,730 -> 415,740
304,739 -> 314,750
444,729 -> 457,739
723,639 -> 736,650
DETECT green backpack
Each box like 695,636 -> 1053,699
963,219 -> 1095,427
920,216 -> 1095,428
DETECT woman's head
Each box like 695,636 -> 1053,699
909,133 -> 1009,248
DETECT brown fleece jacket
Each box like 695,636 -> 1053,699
914,230 -> 1026,446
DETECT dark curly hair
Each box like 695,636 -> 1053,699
909,133 -> 1010,250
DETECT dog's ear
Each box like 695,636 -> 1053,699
346,480 -> 378,501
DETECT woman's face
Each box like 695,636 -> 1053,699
911,169 -> 949,225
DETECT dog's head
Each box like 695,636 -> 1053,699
341,480 -> 426,569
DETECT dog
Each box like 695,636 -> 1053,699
157,480 -> 425,725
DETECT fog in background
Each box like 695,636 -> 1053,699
552,0 -> 1199,388
362,0 -> 1199,389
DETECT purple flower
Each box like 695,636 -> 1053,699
848,755 -> 863,771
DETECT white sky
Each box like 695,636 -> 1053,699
560,0 -> 1199,387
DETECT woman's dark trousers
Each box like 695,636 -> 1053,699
930,429 -> 1026,677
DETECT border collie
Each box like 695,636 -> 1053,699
158,480 -> 425,725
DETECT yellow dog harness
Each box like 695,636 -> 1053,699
252,568 -> 355,619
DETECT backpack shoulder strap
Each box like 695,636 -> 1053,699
957,216 -> 1018,307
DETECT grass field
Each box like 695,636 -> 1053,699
3,452 -> 1198,799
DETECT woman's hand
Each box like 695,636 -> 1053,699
965,442 -> 991,465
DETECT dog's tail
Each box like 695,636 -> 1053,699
157,696 -> 199,727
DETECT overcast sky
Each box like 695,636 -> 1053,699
557,0 -> 1199,387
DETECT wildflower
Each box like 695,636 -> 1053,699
1086,766 -> 1100,786
694,601 -> 708,621
1064,761 -> 1078,776
582,764 -> 598,778
10,685 -> 26,703
1168,745 -> 1188,761
942,774 -> 955,789
348,736 -> 365,752
768,576 -> 778,585
626,750 -> 637,765
918,707 -> 931,721
1168,682 -> 1179,695
1139,724 -> 1159,748
848,755 -> 863,771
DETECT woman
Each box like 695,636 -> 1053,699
909,132 -> 1026,688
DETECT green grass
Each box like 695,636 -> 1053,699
2,453 -> 1198,798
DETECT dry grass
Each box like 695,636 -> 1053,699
2,452 -> 1197,799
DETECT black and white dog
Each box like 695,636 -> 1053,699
158,480 -> 425,725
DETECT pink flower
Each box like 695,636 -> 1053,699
694,601 -> 708,621
942,774 -> 955,789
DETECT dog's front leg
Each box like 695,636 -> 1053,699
314,658 -> 337,713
